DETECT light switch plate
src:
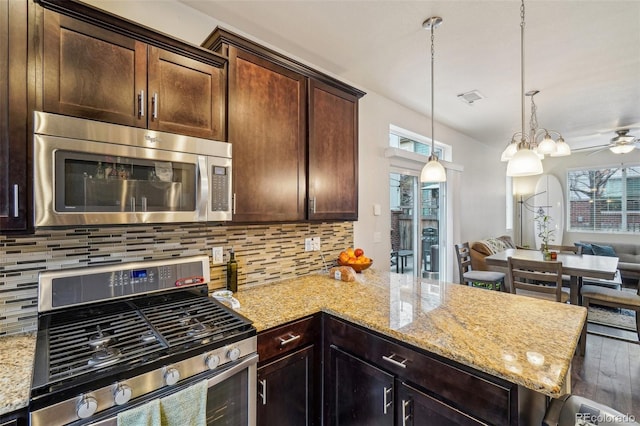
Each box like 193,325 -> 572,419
311,237 -> 321,251
304,238 -> 313,252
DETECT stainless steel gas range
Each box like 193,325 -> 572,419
29,255 -> 257,425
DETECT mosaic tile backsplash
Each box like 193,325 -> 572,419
0,221 -> 353,336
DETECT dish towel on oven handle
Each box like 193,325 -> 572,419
159,379 -> 208,426
117,399 -> 161,426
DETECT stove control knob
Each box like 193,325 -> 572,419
205,353 -> 221,370
113,383 -> 132,405
227,346 -> 241,361
76,394 -> 98,419
164,367 -> 180,386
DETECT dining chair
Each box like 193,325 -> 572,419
541,244 -> 583,287
455,243 -> 505,291
507,257 -> 570,303
579,284 -> 640,355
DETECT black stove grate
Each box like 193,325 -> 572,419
47,309 -> 166,383
140,296 -> 249,347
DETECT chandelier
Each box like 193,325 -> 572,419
502,0 -> 570,177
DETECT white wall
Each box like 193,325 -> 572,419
80,0 -> 509,279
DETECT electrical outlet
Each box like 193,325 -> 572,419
211,247 -> 224,264
304,238 -> 313,252
311,236 -> 321,251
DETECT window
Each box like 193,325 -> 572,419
568,165 -> 640,233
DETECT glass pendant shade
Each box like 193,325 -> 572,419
610,144 -> 635,154
537,134 -> 556,155
550,137 -> 571,157
501,142 -> 518,162
421,156 -> 447,182
506,147 -> 543,177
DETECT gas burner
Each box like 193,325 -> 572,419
88,347 -> 122,368
185,319 -> 213,338
88,326 -> 113,348
140,330 -> 157,343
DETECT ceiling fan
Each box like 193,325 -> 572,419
573,128 -> 639,155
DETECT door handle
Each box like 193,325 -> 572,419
138,90 -> 145,117
402,399 -> 412,426
278,333 -> 301,347
12,184 -> 19,217
383,385 -> 393,414
152,92 -> 158,119
258,378 -> 267,405
382,353 -> 408,369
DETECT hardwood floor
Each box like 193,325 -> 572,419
571,329 -> 640,420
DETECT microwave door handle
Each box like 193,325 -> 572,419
198,156 -> 209,221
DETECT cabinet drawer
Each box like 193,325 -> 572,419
326,316 -> 516,426
258,315 -> 320,364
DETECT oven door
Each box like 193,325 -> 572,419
88,353 -> 258,426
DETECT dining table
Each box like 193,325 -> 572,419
485,248 -> 619,305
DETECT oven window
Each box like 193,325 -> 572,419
207,368 -> 249,425
55,151 -> 196,213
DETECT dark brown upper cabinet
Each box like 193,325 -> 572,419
0,0 -> 30,232
203,28 -> 365,223
40,2 -> 226,140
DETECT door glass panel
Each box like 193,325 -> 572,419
391,173 -> 444,279
54,151 -> 196,213
206,368 -> 249,425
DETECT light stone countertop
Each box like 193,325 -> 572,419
234,269 -> 586,398
0,268 -> 586,415
0,332 -> 36,416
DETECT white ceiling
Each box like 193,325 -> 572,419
179,0 -> 640,153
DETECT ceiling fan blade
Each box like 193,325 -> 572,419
572,143 -> 609,153
586,146 -> 611,156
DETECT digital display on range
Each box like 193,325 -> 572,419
130,269 -> 148,279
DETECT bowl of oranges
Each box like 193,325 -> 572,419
337,247 -> 372,273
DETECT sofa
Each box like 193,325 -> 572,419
469,235 -> 518,272
577,241 -> 640,285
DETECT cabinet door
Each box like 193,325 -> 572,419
308,79 -> 359,221
327,345 -> 394,426
0,0 -> 28,231
227,46 -> 306,222
42,9 -> 147,127
147,46 -> 225,140
397,381 -> 486,426
257,345 -> 314,426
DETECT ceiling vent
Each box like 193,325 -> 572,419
457,90 -> 485,105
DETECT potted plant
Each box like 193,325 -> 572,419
535,209 -> 555,260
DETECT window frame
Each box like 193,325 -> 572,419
566,163 -> 640,234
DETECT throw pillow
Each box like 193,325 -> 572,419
484,238 -> 508,254
591,244 -> 617,257
497,235 -> 516,249
574,242 -> 594,255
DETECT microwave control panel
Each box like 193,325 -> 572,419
210,165 -> 230,212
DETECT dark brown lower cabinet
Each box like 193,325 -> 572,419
397,381 -> 486,426
257,345 -> 314,426
329,345 -> 394,426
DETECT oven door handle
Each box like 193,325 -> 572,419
207,353 -> 258,388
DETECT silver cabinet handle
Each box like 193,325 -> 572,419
12,184 -> 19,217
383,386 -> 393,414
232,192 -> 236,214
278,333 -> 301,347
402,399 -> 412,426
152,92 -> 158,119
258,378 -> 267,405
382,353 -> 408,369
138,90 -> 145,117
309,197 -> 316,214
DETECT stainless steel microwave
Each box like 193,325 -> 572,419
33,112 -> 232,227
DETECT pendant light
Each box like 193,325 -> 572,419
420,17 -> 447,183
506,0 -> 543,177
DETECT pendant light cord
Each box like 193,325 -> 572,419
520,0 -> 526,144
431,24 -> 436,158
